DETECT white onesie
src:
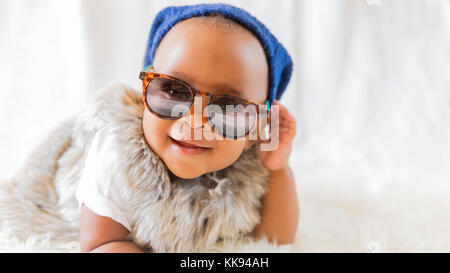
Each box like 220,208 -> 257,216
75,125 -> 132,231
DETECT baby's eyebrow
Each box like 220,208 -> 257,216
170,70 -> 243,98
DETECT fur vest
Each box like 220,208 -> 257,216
0,83 -> 270,252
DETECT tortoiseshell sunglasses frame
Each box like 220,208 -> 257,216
138,65 -> 271,139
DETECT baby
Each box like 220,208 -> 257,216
78,4 -> 299,252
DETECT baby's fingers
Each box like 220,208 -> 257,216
272,100 -> 296,133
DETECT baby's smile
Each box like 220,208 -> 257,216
168,135 -> 212,156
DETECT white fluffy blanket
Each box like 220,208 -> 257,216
1,164 -> 450,252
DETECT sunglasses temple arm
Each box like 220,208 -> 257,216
143,64 -> 153,72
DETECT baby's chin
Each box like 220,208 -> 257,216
164,161 -> 209,179
163,153 -> 236,179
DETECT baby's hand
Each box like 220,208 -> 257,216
258,100 -> 296,171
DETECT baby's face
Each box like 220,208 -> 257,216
142,18 -> 268,179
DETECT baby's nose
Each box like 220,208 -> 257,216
180,95 -> 209,129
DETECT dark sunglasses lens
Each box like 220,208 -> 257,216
146,78 -> 193,118
206,96 -> 257,139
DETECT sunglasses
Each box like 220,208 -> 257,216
139,65 -> 270,139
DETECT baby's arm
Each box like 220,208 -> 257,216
252,166 -> 299,245
79,204 -> 143,253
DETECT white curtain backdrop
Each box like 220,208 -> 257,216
1,0 -> 450,251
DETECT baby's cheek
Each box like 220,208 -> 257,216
142,111 -> 171,152
208,140 -> 246,170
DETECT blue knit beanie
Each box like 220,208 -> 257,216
143,3 -> 293,107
